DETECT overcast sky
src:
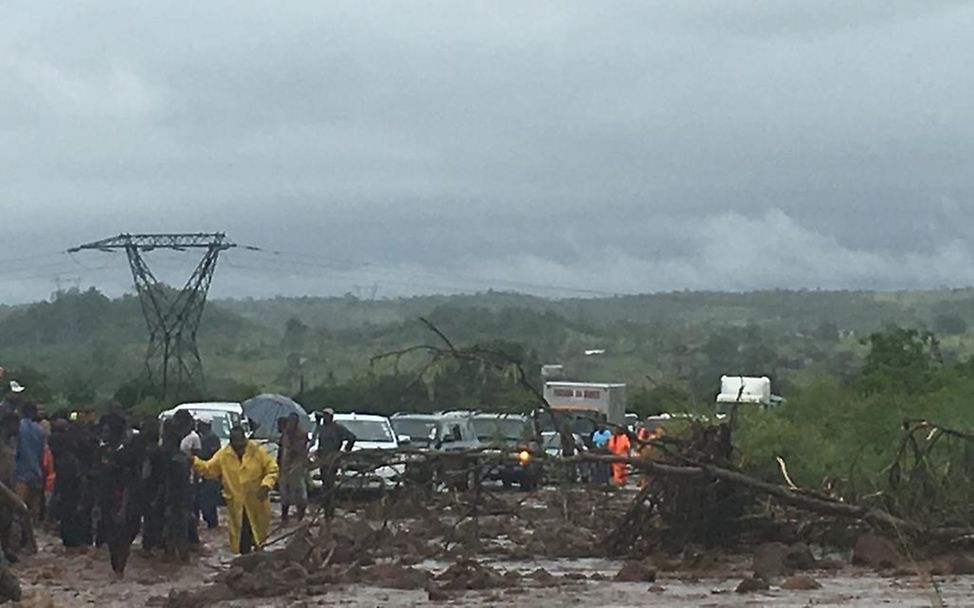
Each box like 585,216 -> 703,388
2,1 -> 974,303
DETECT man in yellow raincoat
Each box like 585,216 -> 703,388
192,427 -> 278,554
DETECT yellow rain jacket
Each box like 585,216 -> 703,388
193,440 -> 279,554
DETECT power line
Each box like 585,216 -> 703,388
0,264 -> 118,285
0,252 -> 66,267
234,245 -> 622,297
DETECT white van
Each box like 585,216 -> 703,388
159,401 -> 248,448
312,413 -> 404,491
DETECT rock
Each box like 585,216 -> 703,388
529,568 -> 556,584
780,575 -> 822,590
426,580 -> 450,602
785,543 -> 818,571
165,584 -> 234,608
735,575 -> 770,594
852,534 -> 902,570
753,542 -> 817,580
648,584 -> 666,593
614,561 -> 657,583
752,543 -> 790,579
231,552 -> 272,573
946,554 -> 974,575
437,559 -> 512,591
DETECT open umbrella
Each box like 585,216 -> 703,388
241,394 -> 313,439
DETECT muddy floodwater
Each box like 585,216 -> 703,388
9,529 -> 971,607
6,489 -> 972,608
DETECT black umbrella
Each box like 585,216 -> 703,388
241,394 -> 313,439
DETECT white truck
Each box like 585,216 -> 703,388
543,381 -> 627,425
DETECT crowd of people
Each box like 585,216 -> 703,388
0,395 -> 224,575
0,376 -> 362,578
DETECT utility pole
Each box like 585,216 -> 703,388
68,233 -> 234,400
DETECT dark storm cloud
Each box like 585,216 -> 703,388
2,1 -> 974,302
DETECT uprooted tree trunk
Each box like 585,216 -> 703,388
604,421 -> 744,552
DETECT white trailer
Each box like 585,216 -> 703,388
715,375 -> 783,414
543,381 -> 627,425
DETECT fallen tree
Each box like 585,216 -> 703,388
372,323 -> 974,543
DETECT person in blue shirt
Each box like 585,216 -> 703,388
591,423 -> 612,484
15,402 -> 45,513
15,401 -> 45,554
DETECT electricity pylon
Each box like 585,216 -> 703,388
69,233 -> 235,399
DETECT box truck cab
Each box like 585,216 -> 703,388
543,382 -> 626,425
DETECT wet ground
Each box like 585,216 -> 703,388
11,547 -> 971,607
6,492 -> 972,607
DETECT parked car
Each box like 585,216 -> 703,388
389,413 -> 440,448
310,413 -> 405,492
391,412 -> 481,489
470,413 -> 541,490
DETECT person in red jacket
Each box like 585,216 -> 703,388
42,442 -> 55,523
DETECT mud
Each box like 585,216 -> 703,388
6,489 -> 974,607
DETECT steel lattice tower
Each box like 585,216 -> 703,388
69,233 -> 235,398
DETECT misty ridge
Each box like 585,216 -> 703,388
1,285 -> 973,411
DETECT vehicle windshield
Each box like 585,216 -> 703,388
391,418 -> 437,441
206,416 -> 233,440
471,417 -> 531,443
535,411 -> 600,435
340,420 -> 395,443
160,412 -> 233,441
541,432 -> 562,450
198,412 -> 238,439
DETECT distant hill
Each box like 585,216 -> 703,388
3,286 -> 974,410
219,288 -> 974,336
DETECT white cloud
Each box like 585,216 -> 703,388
461,210 -> 974,295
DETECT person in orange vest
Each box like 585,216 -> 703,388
636,421 -> 662,489
607,425 -> 631,486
